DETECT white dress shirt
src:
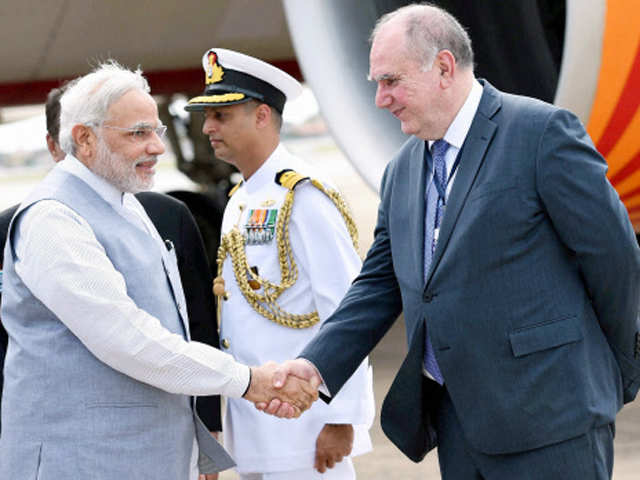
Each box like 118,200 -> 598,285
428,79 -> 484,196
13,156 -> 250,399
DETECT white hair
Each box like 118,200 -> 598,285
59,60 -> 150,154
371,3 -> 474,71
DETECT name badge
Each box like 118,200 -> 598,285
245,209 -> 278,245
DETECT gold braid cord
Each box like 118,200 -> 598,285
216,172 -> 359,329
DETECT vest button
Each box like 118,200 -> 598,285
221,338 -> 230,349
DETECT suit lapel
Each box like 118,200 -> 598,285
425,82 -> 501,287
409,140 -> 429,284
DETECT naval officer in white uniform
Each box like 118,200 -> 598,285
185,49 -> 375,480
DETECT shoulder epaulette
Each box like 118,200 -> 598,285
227,180 -> 243,197
275,167 -> 359,253
275,169 -> 310,190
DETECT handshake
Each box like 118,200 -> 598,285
243,359 -> 322,418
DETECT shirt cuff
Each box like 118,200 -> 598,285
242,367 -> 252,397
300,358 -> 331,397
226,363 -> 252,398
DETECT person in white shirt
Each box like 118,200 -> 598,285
184,48 -> 375,480
0,61 -> 316,480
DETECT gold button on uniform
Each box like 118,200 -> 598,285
221,338 -> 230,349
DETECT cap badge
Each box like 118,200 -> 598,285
205,50 -> 224,85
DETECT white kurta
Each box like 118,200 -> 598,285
220,144 -> 375,474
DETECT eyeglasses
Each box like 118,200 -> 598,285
95,124 -> 168,141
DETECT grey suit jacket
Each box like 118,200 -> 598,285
301,81 -> 640,461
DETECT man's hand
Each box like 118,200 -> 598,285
243,361 -> 318,418
315,424 -> 354,473
255,359 -> 323,417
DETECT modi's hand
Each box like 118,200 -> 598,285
243,361 -> 318,418
254,359 -> 323,418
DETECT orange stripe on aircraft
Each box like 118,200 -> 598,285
620,193 -> 640,215
597,44 -> 640,163
623,204 -> 640,217
587,0 -> 640,142
610,145 -> 640,187
619,172 -> 640,202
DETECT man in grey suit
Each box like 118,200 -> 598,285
0,61 -> 316,479
267,3 -> 640,479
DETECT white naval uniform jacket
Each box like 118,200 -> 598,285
220,144 -> 375,473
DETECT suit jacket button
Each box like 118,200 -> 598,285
422,292 -> 433,302
221,338 -> 230,349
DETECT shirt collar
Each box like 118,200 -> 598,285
58,154 -> 124,208
243,143 -> 289,194
429,79 -> 483,151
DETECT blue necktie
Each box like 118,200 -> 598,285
423,139 -> 449,384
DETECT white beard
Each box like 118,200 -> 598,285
93,135 -> 155,193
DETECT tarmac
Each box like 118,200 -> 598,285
220,134 -> 640,479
